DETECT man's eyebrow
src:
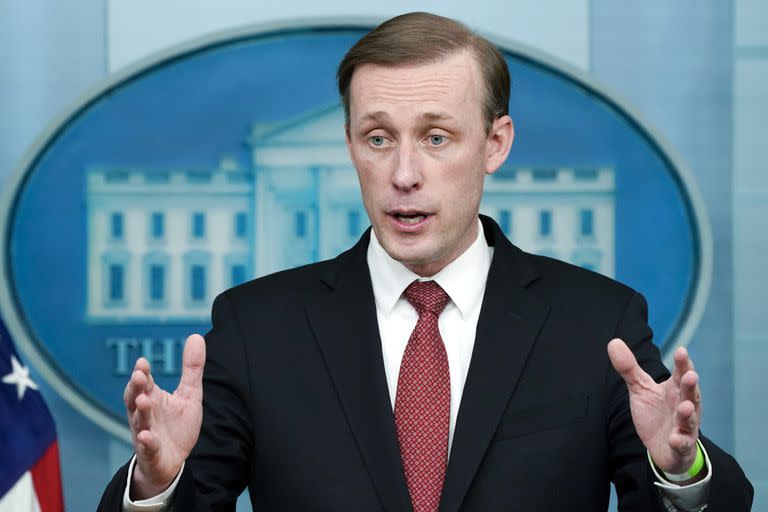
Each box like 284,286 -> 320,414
358,111 -> 390,123
418,112 -> 455,122
356,111 -> 456,124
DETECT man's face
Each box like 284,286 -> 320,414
345,50 -> 514,276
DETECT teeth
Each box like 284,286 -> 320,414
398,215 -> 426,225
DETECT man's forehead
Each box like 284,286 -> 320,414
351,49 -> 478,83
347,50 -> 481,118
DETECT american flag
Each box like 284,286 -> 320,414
0,316 -> 64,511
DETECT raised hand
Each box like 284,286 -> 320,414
607,338 -> 702,477
124,334 -> 206,499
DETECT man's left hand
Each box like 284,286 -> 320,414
607,338 -> 702,475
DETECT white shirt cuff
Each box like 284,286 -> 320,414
121,454 -> 184,511
648,442 -> 712,512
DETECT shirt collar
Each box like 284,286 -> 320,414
367,218 -> 492,319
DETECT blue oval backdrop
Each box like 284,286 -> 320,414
2,25 -> 706,437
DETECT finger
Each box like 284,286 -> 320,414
679,370 -> 701,406
131,392 -> 153,434
136,429 -> 161,458
672,347 -> 695,386
135,356 -> 151,375
123,357 -> 151,410
124,368 -> 148,414
177,334 -> 206,396
675,400 -> 699,433
607,338 -> 655,389
145,369 -> 156,394
669,432 -> 697,456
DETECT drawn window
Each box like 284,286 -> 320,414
580,209 -> 594,237
574,168 -> 598,180
188,171 -> 211,183
151,212 -> 164,239
109,264 -> 124,301
539,210 -> 552,237
184,251 -> 210,307
142,252 -> 170,307
192,212 -> 206,239
533,168 -> 557,181
235,212 -> 247,239
110,212 -> 124,240
149,265 -> 165,301
191,265 -> 206,301
231,264 -> 246,287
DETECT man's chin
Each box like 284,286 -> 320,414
384,246 -> 429,267
381,244 -> 447,276
380,240 -> 425,262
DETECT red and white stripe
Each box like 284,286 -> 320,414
0,441 -> 64,512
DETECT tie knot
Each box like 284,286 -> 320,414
404,280 -> 450,316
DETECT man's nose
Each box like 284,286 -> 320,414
391,141 -> 422,191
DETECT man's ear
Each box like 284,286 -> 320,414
485,115 -> 514,176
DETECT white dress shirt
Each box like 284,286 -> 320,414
368,219 -> 492,455
124,218 -> 709,511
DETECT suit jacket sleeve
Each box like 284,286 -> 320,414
607,292 -> 753,511
98,291 -> 254,512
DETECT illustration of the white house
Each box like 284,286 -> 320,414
86,104 -> 614,322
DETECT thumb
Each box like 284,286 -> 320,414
607,338 -> 652,389
177,334 -> 206,396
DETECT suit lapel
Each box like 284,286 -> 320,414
305,231 -> 413,512
439,217 -> 550,512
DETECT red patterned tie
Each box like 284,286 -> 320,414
395,280 -> 451,512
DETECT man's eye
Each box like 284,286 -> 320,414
369,135 -> 385,146
428,134 -> 446,145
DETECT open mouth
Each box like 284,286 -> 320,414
394,213 -> 428,225
388,211 -> 432,230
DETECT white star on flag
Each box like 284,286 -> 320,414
2,354 -> 39,400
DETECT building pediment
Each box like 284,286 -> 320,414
248,103 -> 346,148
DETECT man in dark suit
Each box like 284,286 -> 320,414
100,12 -> 752,512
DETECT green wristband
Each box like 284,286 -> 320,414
686,441 -> 705,478
662,440 -> 705,482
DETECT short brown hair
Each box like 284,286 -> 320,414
337,12 -> 510,132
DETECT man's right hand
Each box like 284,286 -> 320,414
123,334 -> 206,500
